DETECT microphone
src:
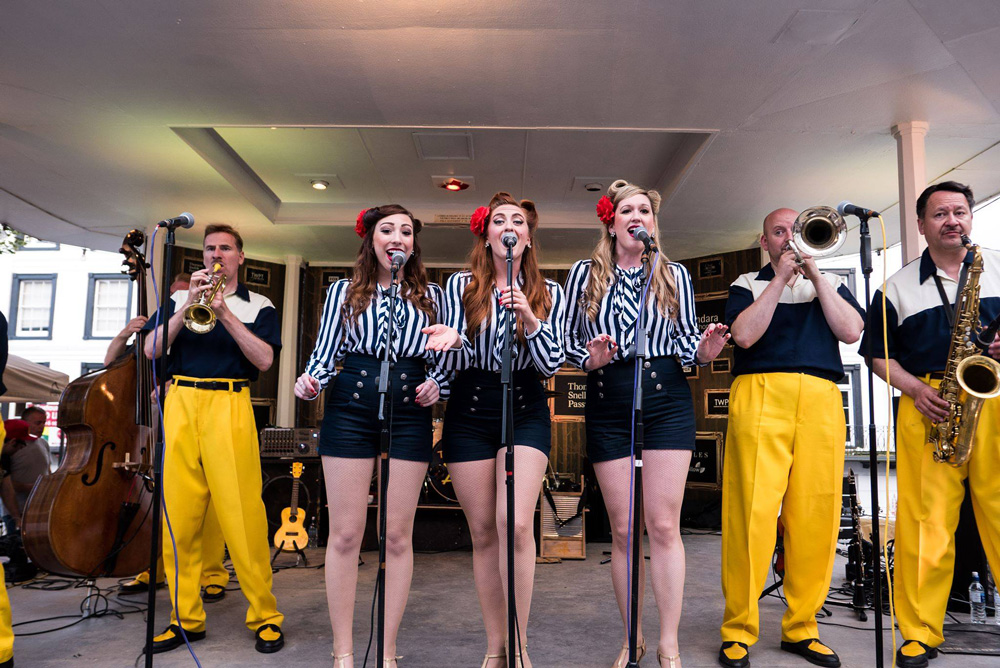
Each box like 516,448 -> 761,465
501,232 -> 518,249
389,250 -> 407,270
629,226 -> 655,251
837,201 -> 880,219
157,212 -> 195,229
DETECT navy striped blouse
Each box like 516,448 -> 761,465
303,279 -> 451,398
563,259 -> 702,369
441,271 -> 567,377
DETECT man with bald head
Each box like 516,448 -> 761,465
718,208 -> 865,668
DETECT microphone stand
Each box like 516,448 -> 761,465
501,241 -> 518,668
858,214 -> 885,667
376,263 -> 401,667
144,220 -> 180,666
626,245 -> 654,668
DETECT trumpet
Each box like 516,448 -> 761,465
786,206 -> 847,265
183,263 -> 228,334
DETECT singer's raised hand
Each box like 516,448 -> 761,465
422,324 -> 462,352
584,334 -> 619,370
696,323 -> 731,363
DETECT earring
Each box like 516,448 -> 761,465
527,243 -> 532,249
609,232 -> 616,238
485,242 -> 490,250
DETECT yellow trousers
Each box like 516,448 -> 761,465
894,377 -> 1000,647
721,373 -> 846,645
0,422 -> 12,663
162,377 -> 282,633
136,498 -> 228,588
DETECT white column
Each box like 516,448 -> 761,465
892,122 -> 929,264
276,254 -> 302,427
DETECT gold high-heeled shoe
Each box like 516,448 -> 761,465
480,651 -> 505,668
657,649 -> 680,668
332,651 -> 353,668
384,655 -> 402,667
613,639 -> 646,667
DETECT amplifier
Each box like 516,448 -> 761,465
260,427 -> 320,458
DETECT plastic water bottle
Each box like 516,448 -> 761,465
970,571 -> 986,624
995,583 -> 1000,625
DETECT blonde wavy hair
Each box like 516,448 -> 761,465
584,179 -> 679,321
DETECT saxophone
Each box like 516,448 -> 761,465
930,236 -> 1000,466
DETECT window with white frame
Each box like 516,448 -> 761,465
86,275 -> 132,338
11,275 -> 56,338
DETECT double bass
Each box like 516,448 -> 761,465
23,230 -> 155,577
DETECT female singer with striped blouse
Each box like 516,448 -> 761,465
564,180 -> 730,668
294,205 -> 449,668
424,192 -> 566,668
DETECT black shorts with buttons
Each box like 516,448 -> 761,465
318,354 -> 433,462
441,368 -> 551,463
585,356 -> 695,463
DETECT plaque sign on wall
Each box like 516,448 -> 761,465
182,258 -> 203,276
687,431 -> 724,489
244,265 -> 271,288
705,389 -> 730,418
697,257 -> 724,280
549,371 -> 587,421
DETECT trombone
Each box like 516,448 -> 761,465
183,263 -> 228,334
786,206 -> 847,265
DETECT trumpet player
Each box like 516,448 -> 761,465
861,182 -> 1000,668
719,208 -> 865,668
144,223 -> 285,655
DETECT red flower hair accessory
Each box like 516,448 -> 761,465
355,209 -> 369,238
596,196 -> 615,226
470,206 -> 490,236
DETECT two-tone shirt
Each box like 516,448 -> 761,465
303,279 -> 451,397
146,282 -> 281,381
726,264 -> 865,381
563,259 -> 702,369
442,271 -> 566,377
859,247 -> 1000,376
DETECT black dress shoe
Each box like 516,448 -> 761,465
119,579 -> 149,595
0,655 -> 12,667
718,641 -> 750,667
255,623 -> 284,654
202,584 -> 226,601
780,639 -> 841,667
150,624 -> 206,654
896,640 -> 938,668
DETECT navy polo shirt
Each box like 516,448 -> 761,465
859,247 -> 1000,376
145,283 -> 281,381
726,264 -> 865,382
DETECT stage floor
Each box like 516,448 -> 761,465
7,532 -> 995,667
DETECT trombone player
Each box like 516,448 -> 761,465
719,208 -> 865,668
861,182 -> 1000,667
143,223 -> 285,655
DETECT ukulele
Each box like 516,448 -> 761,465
273,462 -> 308,552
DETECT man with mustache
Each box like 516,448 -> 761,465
861,181 -> 1000,667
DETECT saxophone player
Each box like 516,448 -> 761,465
861,181 -> 1000,667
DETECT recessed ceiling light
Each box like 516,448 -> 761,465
311,180 -> 329,191
439,178 -> 470,192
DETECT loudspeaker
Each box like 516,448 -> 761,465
261,458 -> 325,545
